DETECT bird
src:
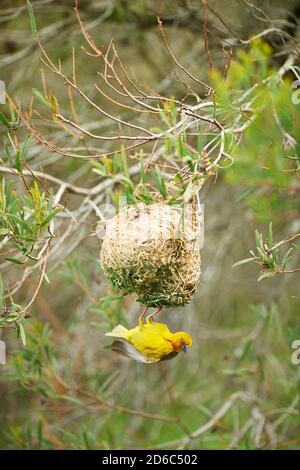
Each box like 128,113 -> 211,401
105,317 -> 192,364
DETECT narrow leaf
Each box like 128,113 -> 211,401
19,322 -> 27,346
32,88 -> 50,109
27,1 -> 37,36
282,247 -> 294,269
22,135 -> 32,159
257,247 -> 271,264
15,150 -> 22,172
120,146 -> 129,179
4,143 -> 13,164
268,222 -> 273,245
232,257 -> 254,268
4,257 -> 24,265
40,207 -> 61,228
0,112 -> 10,129
257,271 -> 275,282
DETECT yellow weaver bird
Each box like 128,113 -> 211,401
105,318 -> 192,364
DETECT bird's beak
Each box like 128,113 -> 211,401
181,340 -> 189,353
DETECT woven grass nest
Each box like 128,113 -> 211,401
100,203 -> 201,307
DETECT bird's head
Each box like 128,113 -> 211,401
170,332 -> 192,353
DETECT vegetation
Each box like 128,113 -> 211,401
0,0 -> 299,450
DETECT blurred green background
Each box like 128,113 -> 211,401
0,0 -> 299,449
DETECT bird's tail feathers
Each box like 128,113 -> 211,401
112,340 -> 155,363
105,324 -> 129,339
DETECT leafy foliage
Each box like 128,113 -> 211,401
233,223 -> 300,281
0,1 -> 299,451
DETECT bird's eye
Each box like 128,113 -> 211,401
181,339 -> 189,352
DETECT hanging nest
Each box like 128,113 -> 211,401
100,202 -> 202,307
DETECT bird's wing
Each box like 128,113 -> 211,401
159,351 -> 179,361
105,324 -> 129,338
112,340 -> 158,363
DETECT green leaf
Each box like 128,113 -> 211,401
183,181 -> 193,203
32,89 -> 50,110
27,1 -> 37,36
255,229 -> 264,250
120,146 -> 129,179
4,143 -> 13,164
9,214 -> 33,233
120,175 -> 134,188
136,186 -> 153,204
139,153 -> 145,183
177,133 -> 186,157
40,207 -> 61,228
19,322 -> 27,346
22,135 -> 33,159
15,150 -> 22,172
0,228 -> 9,236
257,271 -> 275,282
257,247 -> 270,264
48,188 -> 54,211
232,257 -> 254,267
152,167 -> 167,199
158,108 -> 171,127
222,367 -> 256,377
4,257 -> 24,265
8,102 -> 16,123
112,153 -> 120,174
59,396 -> 84,406
17,235 -> 36,242
282,247 -> 294,269
268,222 -> 273,245
0,112 -> 10,129
92,168 -> 107,178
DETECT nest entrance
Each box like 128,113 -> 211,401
100,203 -> 202,307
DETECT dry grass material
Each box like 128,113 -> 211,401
100,203 -> 202,307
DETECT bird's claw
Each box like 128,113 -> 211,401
146,315 -> 154,324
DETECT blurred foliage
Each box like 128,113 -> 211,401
213,40 -> 299,222
0,0 -> 299,451
0,178 -> 60,262
1,304 -> 299,449
233,223 -> 300,281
